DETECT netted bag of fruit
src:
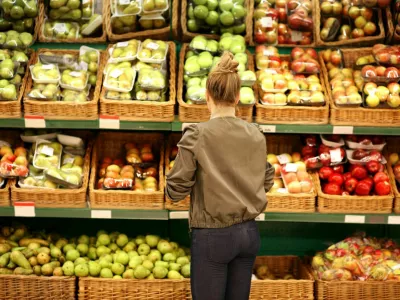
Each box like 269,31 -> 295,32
0,0 -> 38,20
287,0 -> 313,33
253,1 -> 278,45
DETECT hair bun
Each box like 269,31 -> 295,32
213,51 -> 239,74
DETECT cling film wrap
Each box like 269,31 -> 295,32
253,4 -> 278,45
32,139 -> 63,170
0,60 -> 19,80
189,36 -> 219,55
60,69 -> 89,91
30,63 -> 61,84
108,40 -> 141,63
42,19 -> 80,40
362,81 -> 400,109
142,0 -> 169,14
139,14 -> 167,30
111,0 -> 142,16
111,14 -> 137,35
104,63 -> 136,93
137,39 -> 168,64
287,0 -> 313,32
28,83 -> 60,101
0,30 -> 34,49
0,0 -> 38,20
0,83 -> 19,101
137,68 -> 166,91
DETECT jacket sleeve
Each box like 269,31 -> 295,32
166,125 -> 199,201
264,162 -> 274,192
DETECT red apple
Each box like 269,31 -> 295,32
369,150 -> 382,161
384,67 -> 400,78
323,183 -> 342,195
355,180 -> 372,196
373,171 -> 389,184
366,161 -> 381,174
319,166 -> 334,180
351,165 -> 368,180
328,173 -> 344,186
344,177 -> 358,193
332,165 -> 344,174
374,181 -> 391,195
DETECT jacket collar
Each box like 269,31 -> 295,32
210,106 -> 236,119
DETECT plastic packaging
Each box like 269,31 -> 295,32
39,52 -> 77,69
184,52 -> 213,77
103,177 -> 133,190
108,40 -> 140,63
0,83 -> 19,101
125,143 -> 157,166
42,19 -> 80,40
287,90 -> 325,106
48,1 -> 82,21
1,0 -> 38,20
354,54 -> 376,69
79,46 -> 100,71
373,45 -> 400,67
104,64 -> 136,93
361,65 -> 400,84
105,90 -> 133,100
253,6 -> 278,45
10,50 -> 29,64
240,70 -> 256,87
44,166 -> 82,189
18,176 -> 58,189
0,59 -> 19,79
346,149 -> 387,165
0,143 -> 29,178
135,166 -> 158,180
258,69 -> 290,93
305,146 -> 346,170
61,86 -> 90,102
27,83 -> 60,101
290,47 -> 320,74
259,91 -> 287,106
345,136 -> 386,151
362,82 -> 400,109
189,36 -> 219,55
30,63 -> 60,84
0,30 -> 33,49
320,48 -> 343,69
139,14 -> 167,30
33,139 -> 63,170
137,39 -> 168,63
134,88 -> 166,101
142,0 -> 169,14
110,14 -> 137,35
320,17 -> 341,42
137,69 -> 166,90
20,131 -> 58,143
239,87 -> 255,105
185,86 -> 206,104
287,0 -> 314,32
81,14 -> 103,36
281,163 -> 313,194
60,69 -> 89,91
82,0 -> 95,19
321,134 -> 345,148
111,0 -> 142,16
57,134 -> 84,148
320,0 -> 343,17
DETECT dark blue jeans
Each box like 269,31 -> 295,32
191,220 -> 261,300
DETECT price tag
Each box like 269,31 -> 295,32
147,42 -> 159,50
91,210 -> 112,219
388,216 -> 400,224
169,211 -> 189,219
333,126 -> 353,134
291,30 -> 303,42
42,64 -> 54,70
277,154 -> 289,164
344,215 -> 365,223
40,145 -> 54,156
116,42 -> 129,48
99,115 -> 120,129
330,148 -> 342,163
54,23 -> 67,33
277,188 -> 288,193
24,116 -> 45,128
79,61 -> 88,71
260,125 -> 276,133
119,0 -> 131,4
14,202 -> 35,217
260,17 -> 273,28
70,71 -> 81,77
255,214 -> 265,221
63,157 -> 75,165
392,264 -> 400,270
182,123 -> 197,131
285,163 -> 298,172
110,69 -> 123,78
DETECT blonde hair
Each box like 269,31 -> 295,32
206,51 -> 241,106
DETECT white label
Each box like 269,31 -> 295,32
82,0 -> 90,4
40,145 -> 54,156
147,42 -> 159,50
79,61 -> 88,71
99,116 -> 120,129
42,64 -> 54,70
91,210 -> 112,219
277,154 -> 289,164
291,30 -> 303,42
24,117 -> 45,128
119,0 -> 130,4
285,163 -> 298,172
388,216 -> 400,224
344,215 -> 365,223
14,205 -> 35,217
169,211 -> 189,219
333,126 -> 354,134
110,69 -> 123,78
255,214 -> 265,221
391,264 -> 400,270
63,157 -> 75,165
260,125 -> 276,133
182,123 -> 197,131
117,42 -> 129,48
277,188 -> 288,193
70,71 -> 81,77
330,148 -> 342,163
54,23 -> 67,33
260,17 -> 273,28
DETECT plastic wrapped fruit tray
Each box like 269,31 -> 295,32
385,137 -> 400,213
319,47 -> 400,127
89,132 -> 165,210
178,44 -> 256,123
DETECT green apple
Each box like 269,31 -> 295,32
234,53 -> 247,65
0,84 -> 17,100
233,24 -> 246,34
198,52 -> 213,69
190,36 -> 207,50
240,70 -> 256,82
207,0 -> 219,11
206,40 -> 218,52
193,0 -> 207,5
240,87 -> 255,104
219,0 -> 234,11
187,19 -> 199,32
193,5 -> 208,20
219,37 -> 232,52
184,59 -> 201,74
187,77 -> 201,87
220,11 -> 234,26
230,42 -> 245,54
232,5 -> 246,19
206,11 -> 219,26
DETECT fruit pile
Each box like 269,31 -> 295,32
186,0 -> 247,36
389,151 -> 400,184
104,39 -> 169,101
253,0 -> 313,46
318,0 -> 389,43
0,142 -> 29,178
254,264 -> 295,280
96,142 -> 159,192
183,34 -> 256,105
28,47 -> 100,102
111,0 -> 169,35
363,82 -> 400,108
312,234 -> 400,281
0,224 -> 191,279
44,0 -> 103,40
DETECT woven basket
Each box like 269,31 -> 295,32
99,42 -> 176,122
316,280 -> 400,300
313,172 -> 394,214
165,133 -> 190,211
24,49 -> 105,120
385,6 -> 395,44
320,48 -> 400,126
255,55 -> 329,125
0,179 -> 12,207
171,0 -> 180,41
89,132 -> 165,210
105,0 -> 170,42
265,135 -> 316,213
178,44 -> 255,123
0,50 -> 35,119
385,137 -> 400,213
38,1 -> 107,43
0,275 -> 76,300
11,134 -> 93,208
249,256 -> 314,300
181,0 -> 253,43
315,2 -> 385,47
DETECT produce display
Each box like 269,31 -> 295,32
0,224 -> 190,279
0,142 -> 29,178
254,263 -> 295,280
312,234 -> 400,281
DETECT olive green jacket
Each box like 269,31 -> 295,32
166,116 -> 274,228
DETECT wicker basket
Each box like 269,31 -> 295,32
11,133 -> 93,208
265,135 -> 316,213
0,179 -> 12,207
315,2 -> 385,47
38,1 -> 107,43
385,6 -> 395,44
320,48 -> 400,126
165,133 -> 190,210
0,50 -> 35,119
78,277 -> 189,300
249,256 -> 314,300
171,0 -> 180,41
255,55 -> 329,125
385,137 -> 400,213
181,0 -> 253,43
105,0 -> 171,42
316,280 -> 400,300
23,49 -> 105,120
0,275 -> 76,300
178,44 -> 255,123
89,132 -> 165,210
313,172 -> 394,214
99,42 -> 176,122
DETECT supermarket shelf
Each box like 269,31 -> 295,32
169,211 -> 400,225
0,206 -> 169,220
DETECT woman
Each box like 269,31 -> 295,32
166,52 -> 274,300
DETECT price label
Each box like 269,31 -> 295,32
330,148 -> 342,163
14,202 -> 35,217
147,42 -> 159,50
333,126 -> 353,134
392,264 -> 400,270
99,115 -> 120,129
24,116 -> 46,128
260,125 -> 276,133
70,71 -> 81,77
255,214 -> 265,221
119,0 -> 131,4
285,163 -> 298,172
40,145 -> 54,156
344,215 -> 365,223
42,64 -> 54,70
79,61 -> 88,71
91,210 -> 112,219
82,0 -> 90,4
277,188 -> 288,194
260,17 -> 273,28
388,216 -> 400,224
63,157 -> 75,165
110,69 -> 123,78
116,42 -> 129,48
54,23 -> 67,33
291,30 -> 303,42
169,211 -> 189,219
277,154 -> 289,164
